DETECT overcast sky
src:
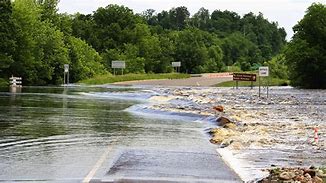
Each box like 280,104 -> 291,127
58,0 -> 325,40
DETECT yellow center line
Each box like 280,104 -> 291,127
83,146 -> 113,183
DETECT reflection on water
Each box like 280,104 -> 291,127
0,86 -> 209,182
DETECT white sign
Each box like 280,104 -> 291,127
64,64 -> 69,73
9,76 -> 22,86
9,76 -> 22,80
112,61 -> 126,69
172,62 -> 181,67
259,67 -> 269,77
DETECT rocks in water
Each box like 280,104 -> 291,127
216,116 -> 232,126
279,171 -> 295,180
215,116 -> 238,130
224,123 -> 237,129
213,105 -> 224,112
259,167 -> 326,183
312,176 -> 324,183
209,128 -> 235,144
304,168 -> 316,177
210,116 -> 239,145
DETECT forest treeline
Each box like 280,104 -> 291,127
1,0 -> 324,88
0,0 -> 287,85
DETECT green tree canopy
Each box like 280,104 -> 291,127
285,3 -> 326,88
1,2 -> 289,85
0,0 -> 17,76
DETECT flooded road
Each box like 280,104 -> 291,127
0,86 -> 240,182
140,86 -> 326,181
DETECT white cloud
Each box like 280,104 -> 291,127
58,0 -> 326,39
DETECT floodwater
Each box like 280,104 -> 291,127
2,85 -> 323,182
0,86 -> 239,182
139,86 -> 326,181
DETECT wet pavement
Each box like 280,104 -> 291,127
101,149 -> 241,183
0,86 -> 241,183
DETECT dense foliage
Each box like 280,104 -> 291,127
73,5 -> 286,74
0,0 -> 106,85
0,0 -> 287,85
285,3 -> 326,89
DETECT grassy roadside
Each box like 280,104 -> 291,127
215,77 -> 289,87
80,73 -> 190,85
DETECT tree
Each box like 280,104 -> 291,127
221,32 -> 261,70
265,54 -> 288,79
141,9 -> 158,25
37,0 -> 59,25
285,3 -> 326,88
157,10 -> 170,29
11,0 -> 41,84
240,12 -> 286,60
169,6 -> 190,30
91,4 -> 142,52
120,44 -> 145,73
203,45 -> 224,72
68,36 -> 106,82
71,13 -> 98,45
0,0 -> 17,77
175,28 -> 209,73
3,2 -> 289,85
12,0 -> 69,85
211,10 -> 240,36
190,7 -> 210,30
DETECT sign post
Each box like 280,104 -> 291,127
258,66 -> 269,98
63,64 -> 69,86
232,73 -> 257,89
172,62 -> 181,73
112,61 -> 126,75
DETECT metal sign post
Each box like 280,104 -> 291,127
172,62 -> 181,73
64,64 -> 69,86
259,66 -> 269,98
112,61 -> 126,75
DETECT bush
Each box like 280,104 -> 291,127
0,78 -> 8,87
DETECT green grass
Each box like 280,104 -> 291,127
215,77 -> 289,87
80,73 -> 190,85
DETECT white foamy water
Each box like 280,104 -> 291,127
116,86 -> 326,182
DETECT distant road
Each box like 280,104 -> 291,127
114,73 -> 233,87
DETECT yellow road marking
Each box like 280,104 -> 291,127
83,146 -> 112,183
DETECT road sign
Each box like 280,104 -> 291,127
63,64 -> 69,85
172,62 -> 181,67
9,76 -> 22,87
258,67 -> 270,98
233,73 -> 257,81
64,64 -> 69,73
259,67 -> 269,77
112,61 -> 126,69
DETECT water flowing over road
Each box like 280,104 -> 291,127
0,86 -> 241,183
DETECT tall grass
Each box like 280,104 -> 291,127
80,73 -> 190,85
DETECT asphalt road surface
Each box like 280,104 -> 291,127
114,73 -> 233,87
